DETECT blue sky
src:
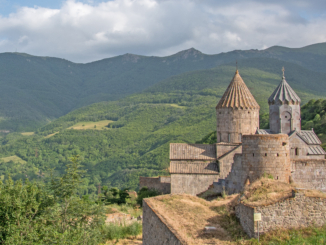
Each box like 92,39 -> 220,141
0,0 -> 325,63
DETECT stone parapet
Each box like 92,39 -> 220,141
292,159 -> 326,191
143,199 -> 186,245
236,190 -> 326,238
139,176 -> 171,194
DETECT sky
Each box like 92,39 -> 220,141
0,0 -> 325,63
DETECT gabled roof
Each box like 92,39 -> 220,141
297,130 -> 322,145
216,70 -> 260,109
268,76 -> 301,104
170,143 -> 216,160
307,145 -> 326,155
256,129 -> 271,135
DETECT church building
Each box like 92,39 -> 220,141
169,69 -> 326,196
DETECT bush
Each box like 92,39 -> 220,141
136,187 -> 160,206
103,222 -> 142,240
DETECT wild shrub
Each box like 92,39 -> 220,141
136,187 -> 160,206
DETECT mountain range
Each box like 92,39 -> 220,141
1,42 -> 326,131
0,42 -> 326,191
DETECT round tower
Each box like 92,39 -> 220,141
216,70 -> 260,143
268,68 -> 301,134
242,134 -> 291,183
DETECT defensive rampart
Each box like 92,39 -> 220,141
292,159 -> 326,191
236,190 -> 326,238
242,134 -> 291,183
142,199 -> 186,245
139,176 -> 171,194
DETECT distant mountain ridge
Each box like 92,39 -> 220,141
1,42 -> 326,131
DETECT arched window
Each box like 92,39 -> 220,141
239,133 -> 242,142
228,133 -> 231,143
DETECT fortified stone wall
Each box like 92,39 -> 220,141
143,199 -> 185,245
236,190 -> 326,238
171,174 -> 220,196
242,134 -> 291,183
222,154 -> 247,194
216,108 -> 259,143
139,176 -> 171,194
217,145 -> 242,179
292,159 -> 326,191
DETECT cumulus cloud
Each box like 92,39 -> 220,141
0,0 -> 325,62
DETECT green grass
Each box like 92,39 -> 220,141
21,132 -> 34,136
102,222 -> 142,241
67,120 -> 113,130
1,155 -> 26,164
242,225 -> 326,244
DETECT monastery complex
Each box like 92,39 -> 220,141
141,69 -> 326,196
142,69 -> 326,243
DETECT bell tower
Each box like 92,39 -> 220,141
268,68 -> 301,134
216,70 -> 260,143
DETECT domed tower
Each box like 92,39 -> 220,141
268,68 -> 301,134
216,70 -> 260,143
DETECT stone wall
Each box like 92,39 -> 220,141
292,159 -> 326,191
171,174 -> 220,196
218,145 -> 242,179
216,108 -> 259,143
235,190 -> 326,238
242,134 -> 291,183
139,176 -> 171,194
223,154 -> 247,194
143,199 -> 185,245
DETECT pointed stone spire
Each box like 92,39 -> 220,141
216,70 -> 260,109
268,69 -> 301,104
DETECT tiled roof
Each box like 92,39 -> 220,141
297,130 -> 321,145
216,70 -> 260,109
256,129 -> 271,134
170,143 -> 216,160
268,76 -> 301,104
308,145 -> 326,155
169,161 -> 219,174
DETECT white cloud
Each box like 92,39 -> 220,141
0,0 -> 325,62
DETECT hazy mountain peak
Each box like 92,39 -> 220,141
121,53 -> 142,63
174,48 -> 203,59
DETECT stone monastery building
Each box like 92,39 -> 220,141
169,69 -> 326,196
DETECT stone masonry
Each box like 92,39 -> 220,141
236,190 -> 326,238
143,199 -> 185,245
139,176 -> 171,194
292,159 -> 326,191
241,134 -> 291,184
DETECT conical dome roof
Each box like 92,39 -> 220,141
216,70 -> 260,109
268,76 -> 301,104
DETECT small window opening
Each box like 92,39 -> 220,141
248,111 -> 250,114
253,153 -> 254,157
228,133 -> 231,143
295,148 -> 299,156
239,133 -> 242,142
285,116 -> 287,118
282,142 -> 287,146
265,153 -> 267,156
277,153 -> 279,157
277,176 -> 279,180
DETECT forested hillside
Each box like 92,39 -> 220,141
0,63 -> 325,193
1,42 -> 326,131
